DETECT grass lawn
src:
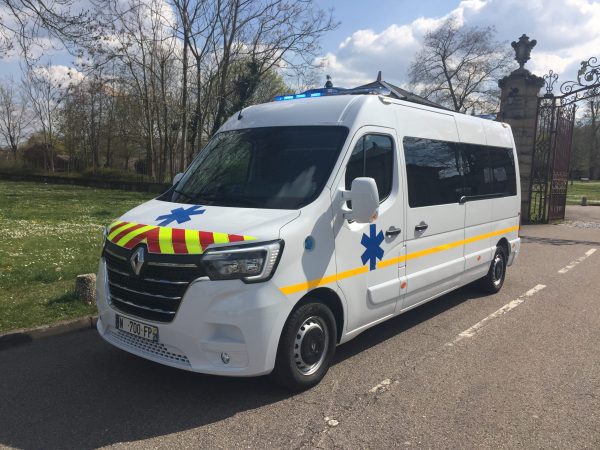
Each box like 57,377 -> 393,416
0,180 -> 153,333
566,180 -> 600,205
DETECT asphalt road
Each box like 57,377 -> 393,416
1,219 -> 600,449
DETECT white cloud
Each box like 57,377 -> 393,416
31,64 -> 84,89
315,0 -> 600,89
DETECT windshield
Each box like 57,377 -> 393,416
167,126 -> 349,209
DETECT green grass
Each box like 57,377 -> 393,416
0,181 -> 154,333
566,181 -> 600,205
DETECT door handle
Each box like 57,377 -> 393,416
385,226 -> 402,237
415,222 -> 429,232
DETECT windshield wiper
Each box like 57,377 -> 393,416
193,195 -> 262,208
172,189 -> 262,208
172,189 -> 203,203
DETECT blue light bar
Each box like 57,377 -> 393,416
273,87 -> 342,102
274,93 -> 313,101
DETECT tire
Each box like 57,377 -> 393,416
478,246 -> 508,294
270,302 -> 337,391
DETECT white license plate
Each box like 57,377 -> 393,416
116,315 -> 159,342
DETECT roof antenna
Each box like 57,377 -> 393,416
377,71 -> 382,82
325,74 -> 333,89
238,107 -> 244,120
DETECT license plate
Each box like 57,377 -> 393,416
116,315 -> 159,342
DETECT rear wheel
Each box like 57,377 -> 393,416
270,302 -> 337,391
478,246 -> 507,294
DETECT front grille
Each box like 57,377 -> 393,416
103,241 -> 206,322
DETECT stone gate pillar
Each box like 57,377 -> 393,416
497,34 -> 544,223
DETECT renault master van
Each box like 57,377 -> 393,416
96,91 -> 521,390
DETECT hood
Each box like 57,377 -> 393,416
106,199 -> 300,255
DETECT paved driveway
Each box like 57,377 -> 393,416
1,220 -> 599,449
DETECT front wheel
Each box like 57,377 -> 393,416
270,302 -> 337,391
478,246 -> 507,294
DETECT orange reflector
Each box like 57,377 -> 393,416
401,281 -> 407,289
477,255 -> 481,261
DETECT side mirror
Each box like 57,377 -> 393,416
172,172 -> 183,186
342,177 -> 379,223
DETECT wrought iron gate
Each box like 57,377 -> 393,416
529,96 -> 576,222
529,58 -> 600,223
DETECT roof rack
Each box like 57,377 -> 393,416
273,72 -> 449,111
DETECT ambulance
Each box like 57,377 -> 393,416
96,88 -> 521,390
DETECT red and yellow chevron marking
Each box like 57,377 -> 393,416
107,221 -> 255,255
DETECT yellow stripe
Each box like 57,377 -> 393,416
159,227 -> 174,254
280,225 -> 520,295
376,256 -> 401,269
280,266 -> 369,296
213,232 -> 230,244
108,220 -> 123,232
108,222 -> 137,240
115,225 -> 156,247
244,235 -> 257,241
185,229 -> 202,254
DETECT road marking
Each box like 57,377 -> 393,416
557,248 -> 597,274
448,284 -> 546,346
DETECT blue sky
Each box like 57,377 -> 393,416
310,0 -> 600,88
2,0 -> 600,89
315,0 -> 446,52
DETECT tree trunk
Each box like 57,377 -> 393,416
180,4 -> 190,173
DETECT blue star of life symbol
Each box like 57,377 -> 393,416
360,224 -> 384,271
155,205 -> 205,226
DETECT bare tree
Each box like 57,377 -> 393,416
209,0 -> 338,134
0,0 -> 91,62
408,18 -> 512,113
23,63 -> 72,171
0,79 -> 30,158
4,0 -> 336,179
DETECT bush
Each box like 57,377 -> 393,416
81,168 -> 144,182
0,159 -> 41,175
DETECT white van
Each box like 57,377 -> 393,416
96,92 -> 521,390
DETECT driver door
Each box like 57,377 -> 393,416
332,127 -> 406,334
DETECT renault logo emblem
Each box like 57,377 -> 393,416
130,247 -> 145,275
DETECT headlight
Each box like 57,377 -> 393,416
202,240 -> 283,283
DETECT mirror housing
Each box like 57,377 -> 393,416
342,177 -> 379,223
172,172 -> 183,186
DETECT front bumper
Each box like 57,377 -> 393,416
96,259 -> 291,376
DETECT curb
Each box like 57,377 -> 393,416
0,316 -> 98,351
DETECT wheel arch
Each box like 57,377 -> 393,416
496,237 -> 510,256
292,287 -> 345,343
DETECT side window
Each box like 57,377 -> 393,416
461,143 -> 494,196
489,147 -> 517,196
345,134 -> 394,202
403,137 -> 463,208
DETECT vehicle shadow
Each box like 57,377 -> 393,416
334,283 -> 484,362
0,284 -> 484,450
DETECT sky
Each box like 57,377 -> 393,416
310,0 -> 600,89
2,0 -> 600,91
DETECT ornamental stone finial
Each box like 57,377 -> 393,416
511,34 -> 537,70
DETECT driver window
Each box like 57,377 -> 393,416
345,134 -> 394,202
